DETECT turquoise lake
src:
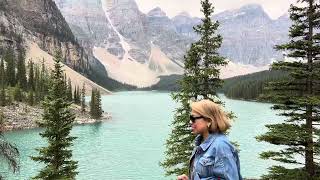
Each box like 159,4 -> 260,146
1,91 -> 285,179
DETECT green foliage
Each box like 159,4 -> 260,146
0,57 -> 5,107
80,83 -> 86,113
222,70 -> 288,101
0,111 -> 20,178
0,88 -> 5,107
256,0 -> 320,178
4,48 -> 16,87
27,90 -> 34,106
260,166 -> 320,180
141,75 -> 182,91
34,59 -> 50,104
0,134 -> 20,178
73,85 -> 81,105
28,60 -> 35,91
67,78 -> 73,102
31,50 -> 78,179
16,47 -> 27,90
13,84 -> 23,102
89,88 -> 102,119
160,0 -> 232,176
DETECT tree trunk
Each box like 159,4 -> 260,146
305,0 -> 315,176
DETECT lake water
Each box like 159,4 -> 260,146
1,91 -> 284,179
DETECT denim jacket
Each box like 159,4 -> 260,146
188,132 -> 242,180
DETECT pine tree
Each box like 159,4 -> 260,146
27,90 -> 34,106
160,0 -> 231,176
63,73 -> 67,91
0,57 -> 6,106
95,89 -> 102,118
16,47 -> 27,90
0,111 -> 20,179
67,78 -> 73,102
38,59 -> 50,102
0,88 -> 5,107
76,86 -> 81,104
81,83 -> 86,114
31,50 -> 78,179
73,86 -> 77,103
13,84 -> 23,102
28,60 -> 34,91
5,48 -> 16,87
90,89 -> 96,119
89,88 -> 103,119
34,64 -> 40,103
73,85 -> 81,105
256,0 -> 320,179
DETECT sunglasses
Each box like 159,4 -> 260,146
190,115 -> 205,123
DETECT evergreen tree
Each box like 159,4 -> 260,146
81,83 -> 86,114
0,87 -> 5,107
28,60 -> 35,91
0,57 -> 6,106
0,111 -> 20,179
16,47 -> 27,90
73,85 -> 81,105
6,89 -> 13,106
222,70 -> 288,101
89,89 -> 102,119
31,50 -> 78,179
63,73 -> 67,92
13,84 -> 23,102
73,86 -> 77,103
77,86 -> 81,104
38,59 -> 50,103
27,90 -> 34,106
90,89 -> 96,118
256,0 -> 320,179
67,78 -> 72,102
96,89 -> 102,118
5,48 -> 16,87
160,0 -> 231,176
34,64 -> 40,103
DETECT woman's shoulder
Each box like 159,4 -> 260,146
210,133 -> 235,154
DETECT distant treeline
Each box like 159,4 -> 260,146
141,71 -> 289,103
140,75 -> 182,91
221,70 -> 288,101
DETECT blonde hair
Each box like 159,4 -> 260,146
191,99 -> 231,133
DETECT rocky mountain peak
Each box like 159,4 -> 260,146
239,3 -> 264,11
176,11 -> 191,17
147,7 -> 167,17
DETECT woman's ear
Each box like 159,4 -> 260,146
207,123 -> 211,128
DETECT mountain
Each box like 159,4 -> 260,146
0,0 -> 135,93
172,3 -> 291,66
172,12 -> 201,40
55,0 -> 187,87
54,1 -> 290,87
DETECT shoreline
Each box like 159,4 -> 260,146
1,102 -> 112,132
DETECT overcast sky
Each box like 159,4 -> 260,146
135,0 -> 296,19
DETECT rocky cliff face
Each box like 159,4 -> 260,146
0,0 -> 131,92
0,0 -> 89,70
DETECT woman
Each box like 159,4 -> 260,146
177,99 -> 242,180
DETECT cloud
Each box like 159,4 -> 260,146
135,0 -> 296,19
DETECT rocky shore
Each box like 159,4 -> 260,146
0,102 -> 111,132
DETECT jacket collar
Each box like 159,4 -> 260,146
195,132 -> 220,151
